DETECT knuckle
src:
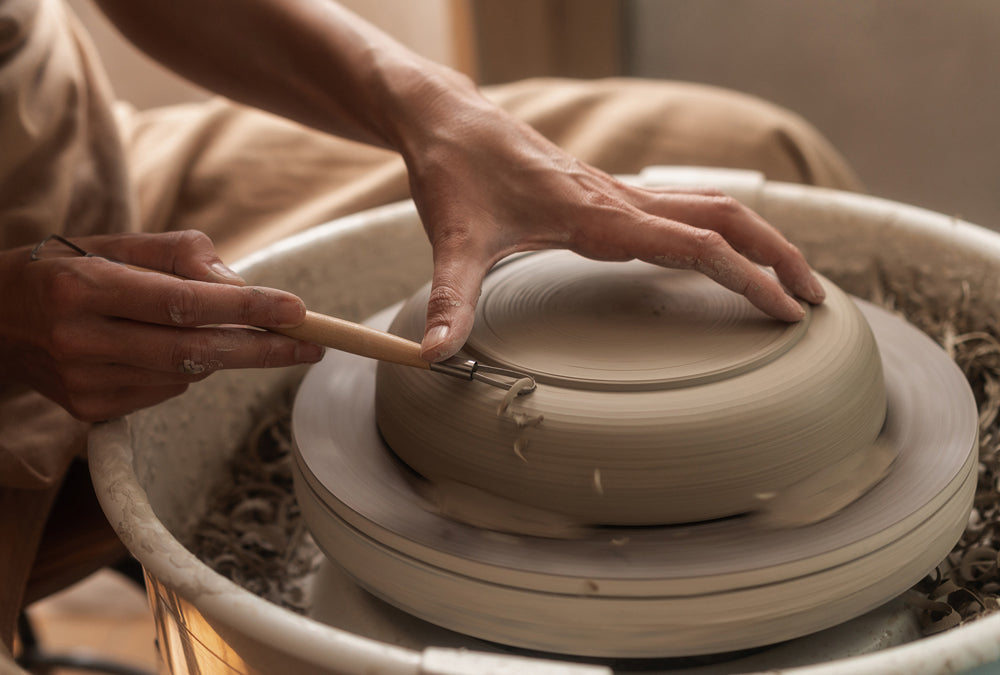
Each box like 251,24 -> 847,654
258,339 -> 281,369
708,194 -> 743,217
162,284 -> 202,325
44,266 -> 90,313
174,229 -> 213,254
783,240 -> 803,259
169,333 -> 216,374
238,288 -> 265,324
426,283 -> 468,317
47,323 -> 83,363
690,229 -> 728,263
165,230 -> 217,278
583,188 -> 626,211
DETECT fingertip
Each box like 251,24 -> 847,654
250,287 -> 307,328
296,341 -> 325,364
277,296 -> 308,328
206,261 -> 246,286
421,324 -> 456,362
805,274 -> 826,304
784,273 -> 825,306
421,279 -> 480,361
779,294 -> 807,322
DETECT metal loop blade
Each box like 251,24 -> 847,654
430,357 -> 536,395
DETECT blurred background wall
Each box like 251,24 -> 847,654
625,0 -> 999,232
68,0 -> 998,231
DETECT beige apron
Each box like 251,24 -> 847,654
0,0 -> 861,647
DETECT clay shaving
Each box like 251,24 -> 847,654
497,377 -> 543,428
188,392 -> 323,613
497,376 -> 543,462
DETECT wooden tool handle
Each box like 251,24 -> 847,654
276,310 -> 430,370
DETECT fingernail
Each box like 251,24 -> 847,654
297,342 -> 324,363
422,324 -> 451,360
807,275 -> 826,303
269,293 -> 307,327
783,294 -> 806,321
208,262 -> 246,285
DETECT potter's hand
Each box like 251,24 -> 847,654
89,0 -> 822,363
407,89 -> 825,361
0,231 -> 323,422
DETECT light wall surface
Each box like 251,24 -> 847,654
626,0 -> 1000,230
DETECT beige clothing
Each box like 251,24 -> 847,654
0,0 -> 861,649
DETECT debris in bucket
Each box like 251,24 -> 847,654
189,392 -> 323,613
872,269 -> 1000,634
189,268 -> 1000,632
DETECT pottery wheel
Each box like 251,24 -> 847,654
292,254 -> 977,658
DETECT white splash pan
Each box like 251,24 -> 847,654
90,167 -> 1000,675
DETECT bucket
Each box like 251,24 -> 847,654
89,167 -> 1000,675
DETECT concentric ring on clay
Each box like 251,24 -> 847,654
375,252 -> 887,525
292,297 -> 977,657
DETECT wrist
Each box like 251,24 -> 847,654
368,53 -> 485,156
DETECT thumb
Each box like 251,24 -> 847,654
421,258 -> 485,362
167,231 -> 247,286
95,231 -> 247,287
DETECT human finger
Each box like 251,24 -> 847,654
618,212 -> 807,322
63,380 -> 193,423
25,356 -> 195,422
51,361 -> 207,402
65,256 -> 308,329
84,230 -> 247,286
628,187 -> 825,304
420,249 -> 490,362
59,320 -> 323,373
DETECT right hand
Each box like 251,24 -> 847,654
0,230 -> 323,422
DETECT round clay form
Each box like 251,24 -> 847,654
375,251 -> 887,525
292,297 -> 977,657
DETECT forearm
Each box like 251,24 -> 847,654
92,0 -> 478,153
89,1 -> 827,365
